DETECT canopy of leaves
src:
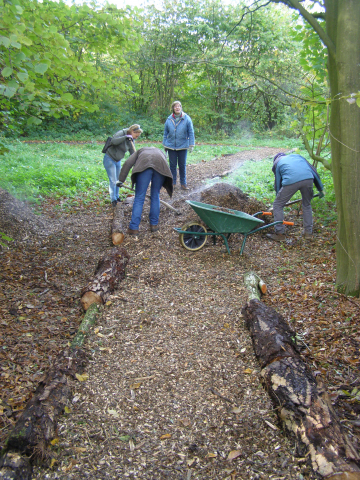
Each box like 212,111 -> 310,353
0,0 -> 141,132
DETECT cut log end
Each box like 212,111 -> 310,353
244,271 -> 266,301
80,291 -> 102,311
112,232 -> 124,245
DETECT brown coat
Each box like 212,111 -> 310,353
119,147 -> 173,197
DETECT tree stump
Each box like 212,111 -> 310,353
112,203 -> 125,245
242,299 -> 360,478
80,246 -> 130,311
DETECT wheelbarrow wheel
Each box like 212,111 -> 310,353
179,222 -> 207,251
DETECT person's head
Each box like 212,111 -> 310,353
171,101 -> 182,115
128,124 -> 143,139
273,153 -> 286,163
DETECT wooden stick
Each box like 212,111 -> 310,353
121,184 -> 180,215
268,193 -> 320,212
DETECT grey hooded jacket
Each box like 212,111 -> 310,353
106,128 -> 136,162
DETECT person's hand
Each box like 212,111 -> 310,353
126,135 -> 133,139
318,190 -> 325,199
116,181 -> 124,187
188,146 -> 194,153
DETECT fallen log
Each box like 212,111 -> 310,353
242,299 -> 360,478
0,305 -> 102,479
0,347 -> 87,479
111,203 -> 125,245
80,246 -> 130,311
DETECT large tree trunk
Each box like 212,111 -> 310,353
80,247 -> 130,311
243,299 -> 360,478
325,0 -> 360,296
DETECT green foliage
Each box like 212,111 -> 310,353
1,0 -> 140,133
0,231 -> 13,248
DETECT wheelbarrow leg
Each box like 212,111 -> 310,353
240,234 -> 248,255
219,234 -> 231,255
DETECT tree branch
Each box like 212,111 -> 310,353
299,116 -> 332,170
272,0 -> 336,59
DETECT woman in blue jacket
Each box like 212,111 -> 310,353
163,101 -> 195,190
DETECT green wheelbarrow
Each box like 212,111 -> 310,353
174,200 -> 294,255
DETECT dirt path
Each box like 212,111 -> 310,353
28,146 -> 315,479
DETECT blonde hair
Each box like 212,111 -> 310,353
128,124 -> 143,134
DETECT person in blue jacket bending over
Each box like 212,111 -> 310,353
163,100 -> 195,191
267,153 -> 325,242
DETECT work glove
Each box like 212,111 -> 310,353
318,190 -> 325,199
126,135 -> 133,139
188,146 -> 194,153
116,181 -> 124,187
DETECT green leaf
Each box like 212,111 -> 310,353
61,93 -> 74,102
17,71 -> 29,82
34,63 -> 49,74
2,67 -> 13,77
4,85 -> 18,98
0,36 -> 11,48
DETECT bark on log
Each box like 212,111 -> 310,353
0,451 -> 32,480
80,246 -> 130,311
242,299 -> 360,478
111,203 -> 125,245
2,348 -> 86,457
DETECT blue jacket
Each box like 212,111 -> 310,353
273,154 -> 324,194
163,113 -> 195,150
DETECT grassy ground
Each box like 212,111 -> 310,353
1,135 -> 335,227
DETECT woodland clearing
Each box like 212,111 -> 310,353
1,147 -> 359,480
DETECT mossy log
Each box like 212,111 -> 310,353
111,203 -> 125,245
71,303 -> 102,348
242,299 -> 360,478
80,246 -> 130,311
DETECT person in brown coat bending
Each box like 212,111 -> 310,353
117,147 -> 173,235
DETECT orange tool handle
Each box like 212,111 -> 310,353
261,212 -> 272,216
283,221 -> 294,226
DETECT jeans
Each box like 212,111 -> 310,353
273,179 -> 314,234
168,149 -> 187,186
129,169 -> 165,230
103,153 -> 121,202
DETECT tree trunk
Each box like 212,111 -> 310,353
325,0 -> 360,296
112,203 -> 125,245
242,299 -> 360,478
80,247 -> 130,311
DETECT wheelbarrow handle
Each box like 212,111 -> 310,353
261,212 -> 272,216
283,221 -> 294,226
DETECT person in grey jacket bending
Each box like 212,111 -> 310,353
117,147 -> 173,235
267,153 -> 324,242
163,101 -> 195,190
103,124 -> 142,206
